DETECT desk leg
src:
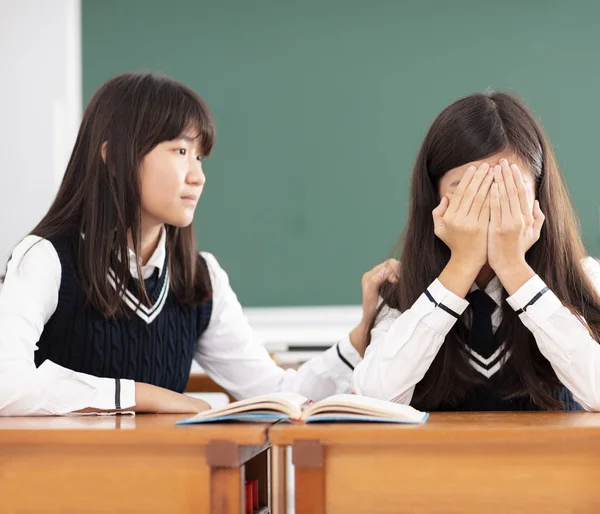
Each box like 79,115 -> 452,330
211,466 -> 244,514
270,446 -> 287,514
207,440 -> 270,514
292,440 -> 325,514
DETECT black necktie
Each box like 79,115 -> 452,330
466,290 -> 498,359
144,268 -> 160,295
135,268 -> 160,307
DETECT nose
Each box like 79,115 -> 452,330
187,158 -> 206,186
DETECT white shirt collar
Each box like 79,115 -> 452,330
469,276 -> 503,306
127,226 -> 167,280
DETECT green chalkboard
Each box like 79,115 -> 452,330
82,0 -> 600,306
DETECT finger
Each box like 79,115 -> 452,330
377,261 -> 393,280
493,165 -> 509,223
511,163 -> 533,223
532,199 -> 545,237
446,166 -> 477,216
389,259 -> 401,282
383,259 -> 401,281
367,261 -> 389,280
469,166 -> 494,218
432,196 -> 449,230
456,163 -> 491,216
479,190 -> 491,223
500,159 -> 521,217
366,259 -> 400,285
490,182 -> 501,224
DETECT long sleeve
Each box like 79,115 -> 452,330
505,257 -> 600,411
353,279 -> 469,403
194,252 -> 362,401
0,236 -> 135,416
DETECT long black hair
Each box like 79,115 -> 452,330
369,91 -> 600,410
30,72 -> 215,316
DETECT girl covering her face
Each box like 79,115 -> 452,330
354,91 -> 600,412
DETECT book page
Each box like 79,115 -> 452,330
180,392 -> 309,423
302,394 -> 427,423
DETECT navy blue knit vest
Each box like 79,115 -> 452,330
431,374 -> 581,412
415,288 -> 582,412
34,235 -> 213,393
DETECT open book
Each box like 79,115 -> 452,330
177,393 -> 428,425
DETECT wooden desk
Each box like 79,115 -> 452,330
0,415 -> 271,514
269,412 -> 600,514
185,372 -> 236,402
184,372 -> 285,514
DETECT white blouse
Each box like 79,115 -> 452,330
0,233 -> 360,415
353,257 -> 600,411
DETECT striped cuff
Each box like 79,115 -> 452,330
335,336 -> 362,371
115,379 -> 121,409
115,378 -> 136,411
424,289 -> 460,318
506,274 -> 562,328
411,279 -> 469,335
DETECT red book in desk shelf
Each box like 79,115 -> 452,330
244,480 -> 260,513
250,480 -> 258,510
244,481 -> 253,514
177,393 -> 428,424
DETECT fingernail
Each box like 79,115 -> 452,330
500,159 -> 508,166
467,165 -> 477,173
510,164 -> 519,172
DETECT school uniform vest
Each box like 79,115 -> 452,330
421,289 -> 582,412
34,235 -> 213,393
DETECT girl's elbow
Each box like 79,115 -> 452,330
353,361 -> 397,402
353,362 -> 378,399
576,396 -> 600,412
0,371 -> 47,416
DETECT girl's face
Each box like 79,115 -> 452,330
438,151 -> 536,203
138,132 -> 205,229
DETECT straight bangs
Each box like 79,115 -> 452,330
25,71 -> 215,316
136,75 -> 216,158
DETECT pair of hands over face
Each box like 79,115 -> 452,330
351,159 -> 543,356
432,159 -> 544,277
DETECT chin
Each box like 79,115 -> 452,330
166,216 -> 195,228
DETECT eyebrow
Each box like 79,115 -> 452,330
177,135 -> 204,153
450,180 -> 460,187
179,135 -> 199,143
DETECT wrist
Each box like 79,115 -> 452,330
493,260 -> 535,295
449,251 -> 486,273
133,383 -> 154,413
439,256 -> 482,298
349,321 -> 369,358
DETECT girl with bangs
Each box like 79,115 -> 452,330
354,91 -> 600,412
0,72 -> 376,415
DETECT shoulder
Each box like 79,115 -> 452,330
377,302 -> 402,324
582,256 -> 600,292
198,251 -> 236,301
199,251 -> 225,282
582,256 -> 600,276
3,236 -> 62,295
9,236 -> 60,271
197,251 -> 245,322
